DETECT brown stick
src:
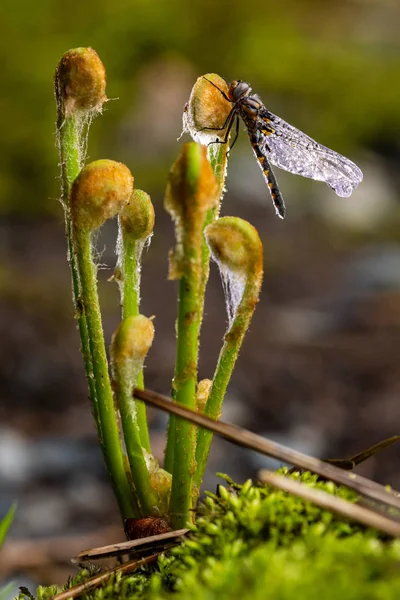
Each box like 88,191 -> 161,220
72,528 -> 189,563
134,387 -> 400,511
50,554 -> 158,600
350,435 -> 400,465
259,470 -> 400,537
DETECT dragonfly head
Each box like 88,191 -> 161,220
229,80 -> 252,102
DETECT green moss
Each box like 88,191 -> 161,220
155,535 -> 400,600
20,472 -> 400,600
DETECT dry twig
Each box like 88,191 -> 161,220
72,528 -> 188,563
51,554 -> 158,600
259,470 -> 400,537
134,388 -> 400,512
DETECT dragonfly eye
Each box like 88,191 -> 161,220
231,80 -> 251,101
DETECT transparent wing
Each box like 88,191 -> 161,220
257,108 -> 363,197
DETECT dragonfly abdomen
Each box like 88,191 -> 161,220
250,134 -> 286,219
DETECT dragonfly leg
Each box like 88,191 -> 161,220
202,77 -> 232,103
228,116 -> 240,152
198,106 -> 236,134
206,108 -> 237,147
212,116 -> 240,153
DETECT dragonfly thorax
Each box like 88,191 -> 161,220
229,80 -> 252,102
239,96 -> 261,117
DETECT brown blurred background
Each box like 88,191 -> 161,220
1,0 -> 400,590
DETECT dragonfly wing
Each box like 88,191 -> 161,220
250,137 -> 286,218
257,108 -> 363,197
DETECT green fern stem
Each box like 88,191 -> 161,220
73,226 -> 137,518
56,111 -> 99,433
118,229 -> 150,451
194,218 -> 264,492
164,143 -> 219,528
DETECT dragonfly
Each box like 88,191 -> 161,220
199,78 -> 363,219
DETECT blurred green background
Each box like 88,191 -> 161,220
1,0 -> 400,586
1,0 -> 400,216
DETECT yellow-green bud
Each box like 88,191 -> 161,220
143,449 -> 172,516
165,143 -> 219,279
183,74 -> 232,145
70,160 -> 134,232
205,217 -> 263,277
196,379 -> 212,412
165,143 -> 218,221
120,189 -> 155,241
111,315 -> 155,369
55,47 -> 107,117
205,217 -> 263,326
